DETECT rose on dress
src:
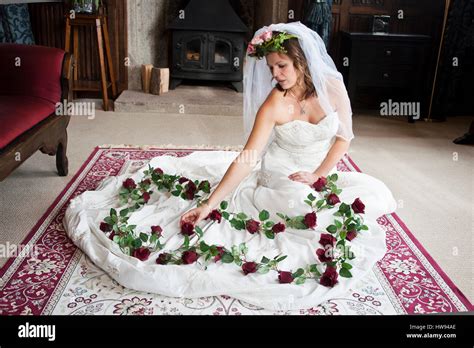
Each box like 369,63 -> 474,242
156,253 -> 171,265
319,266 -> 339,287
214,246 -> 225,262
272,222 -> 286,234
151,225 -> 162,236
142,192 -> 151,203
178,177 -> 190,184
316,247 -> 333,262
346,230 -> 357,241
246,219 -> 260,234
326,193 -> 340,205
154,168 -> 164,175
352,198 -> 365,214
319,233 -> 336,247
123,178 -> 136,190
304,212 -> 317,229
100,222 -> 112,232
142,179 -> 152,186
206,210 -> 222,223
180,222 -> 195,236
182,250 -> 199,264
312,177 -> 327,192
242,261 -> 258,275
133,247 -> 151,261
278,271 -> 294,284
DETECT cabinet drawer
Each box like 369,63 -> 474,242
354,43 -> 422,65
356,64 -> 418,88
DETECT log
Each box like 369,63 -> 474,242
141,64 -> 153,93
150,68 -> 170,95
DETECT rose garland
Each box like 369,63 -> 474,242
98,166 -> 367,288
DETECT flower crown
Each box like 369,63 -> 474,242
247,30 -> 299,59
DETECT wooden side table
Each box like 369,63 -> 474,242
65,13 -> 117,111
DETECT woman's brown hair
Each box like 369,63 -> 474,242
272,31 -> 316,100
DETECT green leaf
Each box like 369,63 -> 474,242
326,225 -> 338,234
236,213 -> 248,220
342,262 -> 353,270
222,211 -> 230,220
119,208 -> 129,217
150,234 -> 158,244
261,256 -> 270,264
339,231 -> 347,240
339,203 -> 350,213
195,226 -> 203,238
333,211 -> 343,217
335,189 -> 343,195
239,243 -> 248,255
257,266 -> 270,274
221,253 -> 234,263
275,255 -> 287,263
292,268 -> 304,278
104,216 -> 114,225
309,264 -> 321,276
176,184 -> 183,191
259,210 -> 270,221
183,235 -> 190,249
334,220 -> 343,229
112,235 -> 121,244
132,238 -> 142,248
361,225 -> 369,231
220,201 -> 229,210
110,208 -> 117,217
200,241 -> 209,252
307,193 -> 316,201
276,213 -> 287,220
265,230 -> 275,239
316,199 -> 325,209
265,221 -> 274,228
295,277 -> 306,285
339,268 -> 352,278
304,200 -> 313,206
139,233 -> 148,242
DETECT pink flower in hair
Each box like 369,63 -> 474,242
247,44 -> 256,55
260,31 -> 273,42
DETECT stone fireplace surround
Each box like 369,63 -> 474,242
127,0 -> 290,90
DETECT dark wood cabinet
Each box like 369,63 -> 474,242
340,31 -> 431,121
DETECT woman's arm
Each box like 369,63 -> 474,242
313,137 -> 350,177
205,105 -> 276,210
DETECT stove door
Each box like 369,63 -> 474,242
209,34 -> 233,72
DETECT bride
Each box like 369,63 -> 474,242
65,22 -> 397,310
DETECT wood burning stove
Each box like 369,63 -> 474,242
168,0 -> 248,92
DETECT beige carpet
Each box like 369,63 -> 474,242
0,110 -> 472,304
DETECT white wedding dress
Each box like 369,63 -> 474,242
64,111 -> 397,310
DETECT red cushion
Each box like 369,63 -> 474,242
0,96 -> 56,149
0,44 -> 65,104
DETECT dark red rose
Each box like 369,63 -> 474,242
312,177 -> 327,192
185,181 -> 197,200
151,225 -> 163,236
133,247 -> 151,261
154,168 -> 164,175
319,233 -> 336,247
182,250 -> 199,264
142,192 -> 151,203
272,222 -> 286,234
214,246 -> 225,262
108,231 -> 116,240
206,210 -> 222,223
142,179 -> 152,186
319,266 -> 339,287
351,198 -> 365,214
100,222 -> 112,232
278,271 -> 294,284
346,230 -> 358,241
245,219 -> 260,234
180,222 -> 195,236
156,253 -> 170,265
316,247 -> 333,262
178,177 -> 190,184
304,212 -> 317,229
326,193 -> 340,206
123,178 -> 137,190
242,262 -> 258,275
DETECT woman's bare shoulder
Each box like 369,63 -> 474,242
258,87 -> 287,121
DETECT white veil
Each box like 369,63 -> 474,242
243,21 -> 354,145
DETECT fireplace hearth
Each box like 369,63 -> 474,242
168,0 -> 249,92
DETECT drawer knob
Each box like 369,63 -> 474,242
385,50 -> 392,56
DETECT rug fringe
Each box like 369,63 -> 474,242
98,144 -> 244,151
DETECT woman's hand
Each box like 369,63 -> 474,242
288,171 -> 319,186
180,204 -> 212,227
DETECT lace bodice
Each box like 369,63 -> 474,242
259,112 -> 339,185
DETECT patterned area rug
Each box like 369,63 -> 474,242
0,146 -> 472,315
